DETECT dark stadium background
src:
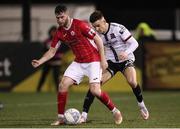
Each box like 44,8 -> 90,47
0,0 -> 179,30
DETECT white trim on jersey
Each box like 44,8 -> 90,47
63,19 -> 73,30
87,38 -> 98,50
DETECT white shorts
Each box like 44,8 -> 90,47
64,61 -> 102,84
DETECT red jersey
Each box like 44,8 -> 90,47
51,19 -> 100,63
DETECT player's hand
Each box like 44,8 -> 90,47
101,60 -> 108,71
31,59 -> 41,68
118,51 -> 128,60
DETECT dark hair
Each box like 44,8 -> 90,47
89,10 -> 104,23
55,4 -> 67,15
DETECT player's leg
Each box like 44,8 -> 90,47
81,70 -> 112,122
81,62 -> 122,124
101,69 -> 114,84
81,60 -> 118,122
123,66 -> 149,120
89,82 -> 122,124
51,62 -> 84,125
51,76 -> 75,126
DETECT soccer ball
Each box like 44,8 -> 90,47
64,108 -> 81,125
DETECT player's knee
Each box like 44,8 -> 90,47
128,79 -> 137,88
58,80 -> 69,92
89,83 -> 101,97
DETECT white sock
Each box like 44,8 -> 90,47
138,101 -> 146,108
111,107 -> 120,114
81,112 -> 87,119
58,114 -> 64,119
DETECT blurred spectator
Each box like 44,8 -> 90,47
37,25 -> 69,92
134,22 -> 156,69
135,22 -> 156,43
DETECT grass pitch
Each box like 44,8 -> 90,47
0,91 -> 180,128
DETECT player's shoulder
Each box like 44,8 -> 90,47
73,18 -> 81,23
111,22 -> 121,27
73,18 -> 86,24
110,22 -> 125,29
73,19 -> 90,28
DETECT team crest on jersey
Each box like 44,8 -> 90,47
110,33 -> 116,39
70,31 -> 75,36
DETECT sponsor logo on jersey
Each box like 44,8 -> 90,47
93,77 -> 98,80
63,33 -> 67,37
119,26 -> 126,34
88,28 -> 95,36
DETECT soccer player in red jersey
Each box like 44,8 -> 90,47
31,4 -> 122,125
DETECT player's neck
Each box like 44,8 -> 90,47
64,16 -> 72,30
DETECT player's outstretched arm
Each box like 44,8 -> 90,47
31,47 -> 57,68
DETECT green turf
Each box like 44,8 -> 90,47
0,91 -> 180,128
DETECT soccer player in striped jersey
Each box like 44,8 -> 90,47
80,10 -> 149,123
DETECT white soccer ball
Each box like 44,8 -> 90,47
64,108 -> 81,125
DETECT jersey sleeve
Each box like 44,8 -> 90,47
79,21 -> 96,39
51,31 -> 61,49
119,25 -> 132,42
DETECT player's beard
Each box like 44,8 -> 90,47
58,22 -> 63,27
57,18 -> 68,27
58,17 -> 70,28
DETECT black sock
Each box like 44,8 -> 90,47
132,85 -> 143,103
82,89 -> 95,113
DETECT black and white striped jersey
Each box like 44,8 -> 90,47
98,22 -> 136,63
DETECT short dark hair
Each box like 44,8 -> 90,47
89,10 -> 104,23
55,4 -> 67,15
